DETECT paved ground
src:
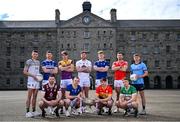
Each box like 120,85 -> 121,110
0,90 -> 180,121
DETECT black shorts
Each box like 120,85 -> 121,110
131,84 -> 145,91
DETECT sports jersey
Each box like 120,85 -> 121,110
41,59 -> 57,80
66,84 -> 81,96
113,60 -> 128,80
94,60 -> 109,79
120,85 -> 137,101
76,59 -> 92,79
96,85 -> 112,99
24,59 -> 40,82
58,59 -> 73,79
130,62 -> 147,84
43,83 -> 60,101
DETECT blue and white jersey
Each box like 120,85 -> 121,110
66,84 -> 81,96
130,62 -> 147,84
94,60 -> 110,80
41,59 -> 57,80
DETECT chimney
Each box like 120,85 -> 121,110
55,9 -> 60,24
110,9 -> 117,23
82,1 -> 92,12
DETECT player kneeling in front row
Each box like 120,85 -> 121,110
39,74 -> 64,117
95,78 -> 113,115
64,77 -> 83,117
116,79 -> 138,117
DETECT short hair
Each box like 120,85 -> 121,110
133,53 -> 141,57
46,50 -> 53,54
100,78 -> 107,82
81,50 -> 87,54
61,51 -> 68,55
32,50 -> 38,53
98,50 -> 104,54
49,74 -> 55,77
117,52 -> 124,55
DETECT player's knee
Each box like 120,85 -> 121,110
39,101 -> 44,106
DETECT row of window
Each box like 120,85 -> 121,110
118,33 -> 180,40
5,78 -> 24,85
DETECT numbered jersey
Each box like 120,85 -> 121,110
25,59 -> 40,82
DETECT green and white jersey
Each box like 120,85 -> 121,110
120,85 -> 137,101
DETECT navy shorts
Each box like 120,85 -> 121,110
131,84 -> 145,91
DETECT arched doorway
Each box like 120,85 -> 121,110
178,76 -> 180,89
166,75 -> 173,89
154,76 -> 161,89
144,76 -> 150,89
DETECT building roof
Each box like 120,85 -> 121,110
0,19 -> 180,28
0,20 -> 57,28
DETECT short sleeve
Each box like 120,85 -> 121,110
106,61 -> 110,67
108,86 -> 113,94
142,63 -> 147,71
41,61 -> 46,67
96,87 -> 100,94
54,61 -> 58,67
131,86 -> 137,94
24,60 -> 31,68
66,85 -> 71,91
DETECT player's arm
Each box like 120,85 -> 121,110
127,93 -> 137,103
99,66 -> 109,72
93,65 -> 101,71
23,62 -> 37,80
138,71 -> 148,78
101,93 -> 112,102
112,62 -> 120,71
65,63 -> 74,72
51,67 -> 58,74
119,94 -> 125,103
41,91 -> 50,104
65,91 -> 77,99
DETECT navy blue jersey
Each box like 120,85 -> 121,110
94,60 -> 109,79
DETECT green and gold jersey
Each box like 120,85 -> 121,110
120,85 -> 137,101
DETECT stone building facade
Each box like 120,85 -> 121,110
0,2 -> 180,89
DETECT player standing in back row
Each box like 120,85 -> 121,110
23,50 -> 41,118
94,50 -> 109,88
130,53 -> 148,115
112,52 -> 128,113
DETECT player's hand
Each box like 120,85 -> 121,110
33,75 -> 38,81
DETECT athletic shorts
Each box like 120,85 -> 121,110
114,80 -> 124,88
27,80 -> 40,89
79,78 -> 90,87
131,84 -> 145,91
60,79 -> 72,88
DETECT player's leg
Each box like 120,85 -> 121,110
31,89 -> 40,116
106,100 -> 113,115
114,80 -> 121,113
64,99 -> 71,117
131,101 -> 139,117
39,100 -> 48,117
25,88 -> 33,117
139,88 -> 146,115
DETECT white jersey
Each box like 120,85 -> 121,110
25,59 -> 40,82
76,59 -> 92,80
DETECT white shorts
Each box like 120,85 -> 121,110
60,79 -> 72,88
95,79 -> 108,88
114,80 -> 124,88
27,80 -> 40,89
79,78 -> 90,87
42,80 -> 49,90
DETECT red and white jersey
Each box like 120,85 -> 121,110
113,60 -> 128,80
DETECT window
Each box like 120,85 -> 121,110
84,31 -> 90,39
83,43 -> 90,52
154,33 -> 158,40
33,47 -> 38,51
67,44 -> 70,49
6,47 -> 11,56
47,33 -> 52,39
143,60 -> 148,65
110,43 -> 113,49
142,34 -> 147,40
20,62 -> 24,68
6,61 -> 11,68
119,34 -> 124,39
178,45 -> 180,52
73,31 -> 76,38
20,78 -> 24,85
61,44 -> 64,49
142,46 -> 148,54
167,60 -> 171,67
34,33 -> 38,38
73,44 -> 76,49
20,47 -> 25,55
6,78 -> 10,85
131,31 -> 136,36
165,33 -> 170,40
155,60 -> 160,67
166,45 -> 171,53
131,47 -> 136,54
20,33 -> 25,38
154,45 -> 160,54
103,43 -> 107,49
177,34 -> 180,41
130,32 -> 136,41
97,43 -> 100,49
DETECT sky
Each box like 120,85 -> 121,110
0,0 -> 180,21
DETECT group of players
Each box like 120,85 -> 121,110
23,49 -> 148,118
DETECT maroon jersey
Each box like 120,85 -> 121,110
43,83 -> 60,101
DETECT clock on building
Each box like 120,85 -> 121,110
82,16 -> 91,24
